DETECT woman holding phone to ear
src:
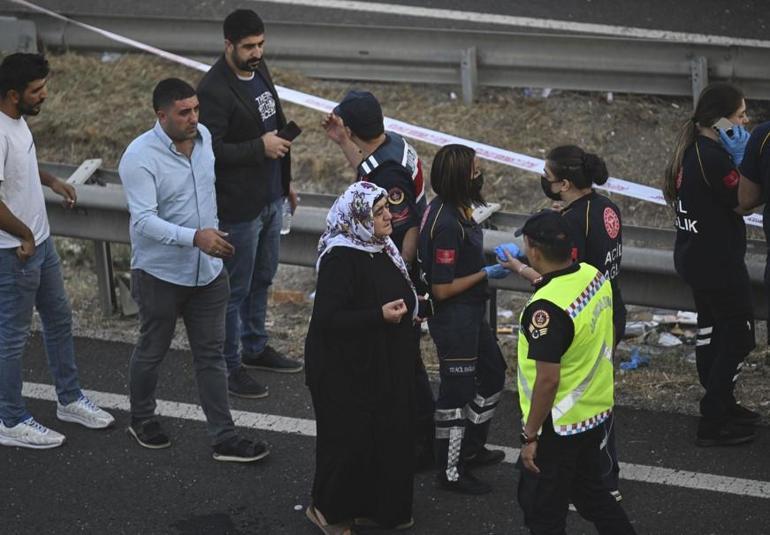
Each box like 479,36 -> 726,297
663,81 -> 759,448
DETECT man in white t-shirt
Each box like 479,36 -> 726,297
0,53 -> 114,450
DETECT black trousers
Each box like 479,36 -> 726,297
517,419 -> 636,535
428,302 -> 507,480
129,269 -> 236,445
691,281 -> 755,422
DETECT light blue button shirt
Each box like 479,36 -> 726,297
119,121 -> 223,287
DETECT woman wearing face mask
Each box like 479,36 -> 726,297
663,81 -> 758,447
501,146 -> 626,501
304,181 -> 418,534
418,144 -> 508,495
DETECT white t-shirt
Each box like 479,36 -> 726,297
0,111 -> 50,248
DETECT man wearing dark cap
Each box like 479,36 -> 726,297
198,9 -> 303,401
499,210 -> 636,534
323,90 -> 435,469
322,90 -> 425,264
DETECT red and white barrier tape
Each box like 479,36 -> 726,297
11,0 -> 763,227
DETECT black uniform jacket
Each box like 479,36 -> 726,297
197,55 -> 292,223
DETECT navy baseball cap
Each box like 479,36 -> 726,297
515,209 -> 573,247
333,90 -> 384,140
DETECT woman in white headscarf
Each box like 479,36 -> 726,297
304,182 -> 418,535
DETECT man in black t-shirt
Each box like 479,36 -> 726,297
198,9 -> 303,402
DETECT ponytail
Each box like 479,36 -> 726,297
663,119 -> 696,206
546,145 -> 608,189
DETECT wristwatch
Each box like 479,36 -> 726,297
520,429 -> 538,445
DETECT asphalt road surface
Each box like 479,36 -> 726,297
1,334 -> 769,534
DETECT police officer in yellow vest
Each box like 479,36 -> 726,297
500,210 -> 635,534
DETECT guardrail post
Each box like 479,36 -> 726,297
690,56 -> 708,107
93,240 -> 116,316
461,46 -> 478,106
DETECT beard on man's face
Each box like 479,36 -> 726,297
231,51 -> 260,72
19,99 -> 43,116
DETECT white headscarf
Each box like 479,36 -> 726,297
317,181 -> 417,299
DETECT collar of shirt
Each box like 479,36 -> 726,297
533,262 -> 580,289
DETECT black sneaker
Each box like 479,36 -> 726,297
242,345 -> 304,374
127,418 -> 171,449
696,421 -> 756,447
729,403 -> 761,426
212,436 -> 270,463
463,446 -> 506,468
228,367 -> 269,399
437,471 -> 492,495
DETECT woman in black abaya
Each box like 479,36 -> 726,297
305,181 -> 418,534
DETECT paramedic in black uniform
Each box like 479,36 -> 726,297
419,143 -> 508,495
323,90 -> 435,469
663,81 -> 759,446
738,118 -> 770,343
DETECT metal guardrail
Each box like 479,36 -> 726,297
6,11 -> 770,102
41,162 -> 768,319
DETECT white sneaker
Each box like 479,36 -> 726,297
0,417 -> 66,449
57,395 -> 115,429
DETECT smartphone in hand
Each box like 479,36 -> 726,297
278,121 -> 302,141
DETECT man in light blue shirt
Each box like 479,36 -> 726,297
119,78 -> 269,462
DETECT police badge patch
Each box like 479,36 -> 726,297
388,187 -> 405,205
528,309 -> 550,339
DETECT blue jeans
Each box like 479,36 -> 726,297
220,197 -> 282,371
0,237 -> 81,427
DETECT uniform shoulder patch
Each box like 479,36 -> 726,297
532,309 -> 550,328
722,169 -> 740,189
435,248 -> 456,265
388,187 -> 405,205
603,207 -> 620,239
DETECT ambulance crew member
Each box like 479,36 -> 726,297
324,89 -> 435,469
663,81 -> 759,447
738,118 -> 770,340
510,210 -> 635,535
419,144 -> 508,495
540,145 -> 625,499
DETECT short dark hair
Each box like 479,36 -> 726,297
223,9 -> 265,43
152,78 -> 196,112
0,53 -> 50,98
430,144 -> 484,208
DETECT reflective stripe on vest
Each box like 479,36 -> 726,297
517,263 -> 614,436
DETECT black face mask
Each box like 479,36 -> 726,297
540,175 -> 562,201
472,173 -> 484,194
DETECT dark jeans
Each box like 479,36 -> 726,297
517,419 -> 636,535
691,283 -> 755,421
220,197 -> 282,371
0,238 -> 81,426
129,269 -> 236,445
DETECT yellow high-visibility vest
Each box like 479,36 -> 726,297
517,263 -> 614,435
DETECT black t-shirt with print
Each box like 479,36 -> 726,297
561,190 -> 625,330
239,72 -> 282,202
739,120 -> 770,242
418,197 -> 488,305
674,135 -> 747,290
520,264 -> 578,364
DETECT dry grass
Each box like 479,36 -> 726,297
25,51 -> 770,419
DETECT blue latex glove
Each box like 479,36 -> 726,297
718,124 -> 750,165
495,242 -> 522,262
482,264 -> 510,280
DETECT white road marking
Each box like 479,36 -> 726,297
250,0 -> 770,49
23,382 -> 770,500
